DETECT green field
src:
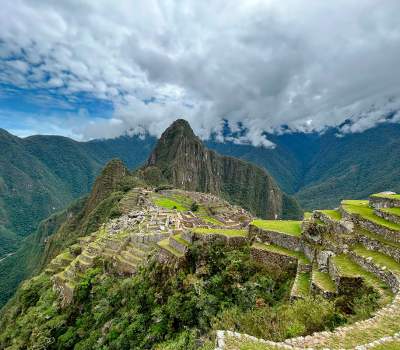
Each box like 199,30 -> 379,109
371,194 -> 400,199
252,243 -> 311,264
317,210 -> 342,222
251,220 -> 302,236
154,198 -> 188,211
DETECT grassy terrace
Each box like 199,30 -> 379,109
172,234 -> 190,246
304,212 -> 312,219
352,244 -> 400,275
56,252 -> 74,260
191,228 -> 247,236
342,200 -> 400,231
317,209 -> 342,221
355,226 -> 400,248
251,220 -> 302,237
313,268 -> 336,292
330,254 -> 392,298
158,238 -> 184,257
295,273 -> 311,295
252,242 -> 311,265
154,198 -> 188,211
379,207 -> 400,215
371,194 -> 400,199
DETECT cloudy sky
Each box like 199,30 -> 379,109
0,0 -> 400,147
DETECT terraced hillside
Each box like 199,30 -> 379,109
12,190 -> 400,350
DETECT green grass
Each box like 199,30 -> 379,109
355,226 -> 400,249
317,210 -> 342,222
154,198 -> 188,211
172,234 -> 190,247
204,218 -> 223,225
251,220 -> 302,236
191,228 -> 247,236
296,273 -> 311,295
304,212 -> 313,219
252,243 -> 311,264
379,207 -> 400,215
158,238 -> 184,257
56,252 -> 74,260
313,269 -> 336,293
351,244 -> 400,275
342,200 -> 400,231
330,254 -> 392,297
371,194 -> 400,199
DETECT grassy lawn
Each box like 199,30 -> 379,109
157,238 -> 184,257
154,198 -> 188,211
191,228 -> 247,236
317,210 -> 342,221
252,242 -> 311,264
342,200 -> 400,231
355,226 -> 400,248
56,251 -> 74,260
204,218 -> 223,225
172,234 -> 190,246
371,194 -> 400,199
330,254 -> 391,298
251,220 -> 302,236
352,244 -> 400,274
313,269 -> 336,292
304,212 -> 313,219
296,273 -> 311,295
380,207 -> 400,215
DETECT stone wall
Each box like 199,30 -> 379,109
132,231 -> 172,244
248,225 -> 302,252
349,251 -> 400,293
311,277 -> 336,300
169,237 -> 189,254
356,231 -> 400,264
314,211 -> 354,236
329,259 -> 362,293
340,207 -> 400,244
250,246 -> 298,270
369,195 -> 400,209
374,208 -> 400,225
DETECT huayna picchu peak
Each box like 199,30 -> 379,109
143,119 -> 303,220
3,121 -> 400,350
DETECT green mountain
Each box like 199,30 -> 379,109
0,129 -> 156,259
142,119 -> 303,220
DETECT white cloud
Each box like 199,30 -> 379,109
0,0 -> 400,146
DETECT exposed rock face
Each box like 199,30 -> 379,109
144,119 -> 303,220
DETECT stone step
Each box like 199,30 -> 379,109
350,244 -> 400,293
329,254 -> 392,298
130,241 -> 154,252
115,255 -> 138,274
157,238 -> 185,259
126,245 -> 148,258
64,266 -> 84,283
45,268 -> 55,275
103,247 -> 119,255
169,234 -> 190,254
355,225 -> 400,263
321,233 -> 342,255
100,238 -> 123,250
55,252 -> 74,265
120,250 -> 142,264
250,242 -> 311,271
311,267 -> 337,299
80,250 -> 97,263
341,200 -> 400,244
74,255 -> 93,272
87,242 -> 103,255
374,207 -> 400,225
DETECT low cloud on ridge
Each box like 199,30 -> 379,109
1,0 -> 400,147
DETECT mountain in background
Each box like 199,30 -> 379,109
0,128 -> 156,259
141,119 -> 302,220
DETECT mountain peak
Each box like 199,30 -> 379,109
158,119 -> 197,144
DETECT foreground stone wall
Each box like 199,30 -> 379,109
248,225 -> 302,252
184,230 -> 248,248
340,207 -> 400,244
374,208 -> 400,225
369,195 -> 400,209
250,245 -> 298,270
